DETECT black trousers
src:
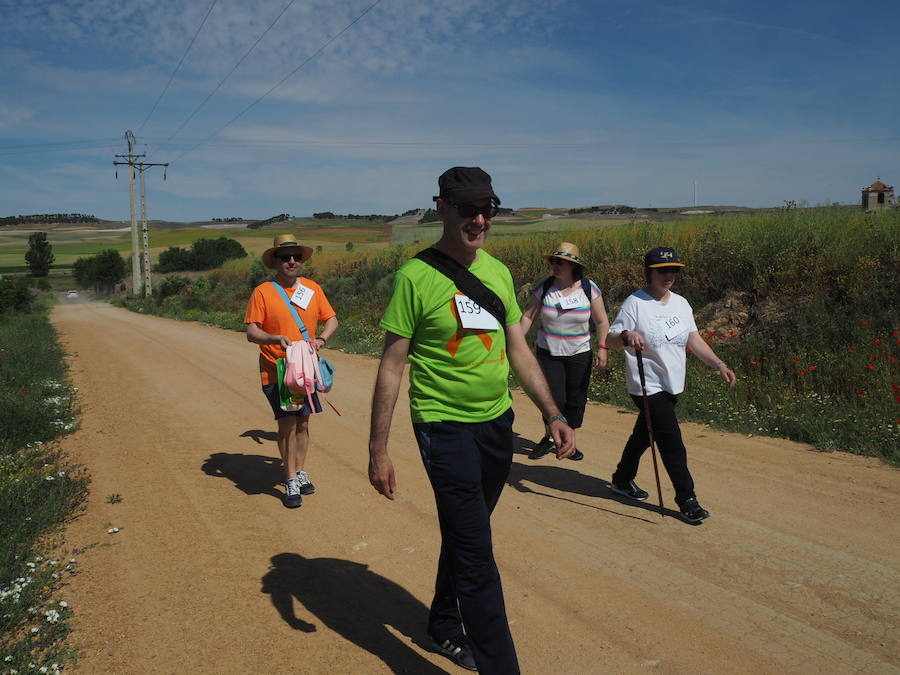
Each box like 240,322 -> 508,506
412,408 -> 520,675
612,391 -> 696,505
535,347 -> 593,429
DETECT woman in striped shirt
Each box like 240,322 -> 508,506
520,242 -> 610,460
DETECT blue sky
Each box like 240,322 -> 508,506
1,0 -> 898,221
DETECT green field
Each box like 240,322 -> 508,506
0,218 -> 395,285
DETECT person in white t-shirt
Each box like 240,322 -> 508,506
606,247 -> 736,522
520,242 -> 610,460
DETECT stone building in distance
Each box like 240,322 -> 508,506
861,179 -> 895,211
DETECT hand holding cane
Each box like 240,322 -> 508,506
635,348 -> 665,517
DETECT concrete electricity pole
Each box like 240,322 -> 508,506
115,130 -> 168,296
115,131 -> 143,295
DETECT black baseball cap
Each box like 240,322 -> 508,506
644,246 -> 685,268
433,166 -> 501,205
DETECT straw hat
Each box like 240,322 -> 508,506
261,233 -> 314,269
544,242 -> 586,269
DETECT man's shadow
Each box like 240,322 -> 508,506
509,435 -> 683,522
201,451 -> 283,500
261,553 -> 446,674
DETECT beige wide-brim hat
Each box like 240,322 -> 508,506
262,233 -> 314,269
543,242 -> 586,270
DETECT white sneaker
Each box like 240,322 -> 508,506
296,470 -> 316,495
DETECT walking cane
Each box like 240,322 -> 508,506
635,348 -> 665,517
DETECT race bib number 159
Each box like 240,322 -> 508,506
454,294 -> 499,330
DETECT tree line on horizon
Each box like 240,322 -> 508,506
1,213 -> 99,226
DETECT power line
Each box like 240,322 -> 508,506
0,140 -> 120,158
161,0 -> 296,143
144,135 -> 900,152
166,0 -> 385,165
137,0 -> 219,135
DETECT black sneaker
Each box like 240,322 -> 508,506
568,448 -> 584,460
431,635 -> 477,671
283,477 -> 302,508
528,436 -> 555,460
609,479 -> 649,501
296,470 -> 316,495
679,497 -> 709,522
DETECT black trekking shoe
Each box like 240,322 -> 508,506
431,635 -> 477,671
528,436 -> 555,460
568,448 -> 584,460
609,479 -> 649,501
679,497 -> 710,522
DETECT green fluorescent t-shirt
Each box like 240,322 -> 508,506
380,249 -> 523,423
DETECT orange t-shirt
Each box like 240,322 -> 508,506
244,278 -> 337,385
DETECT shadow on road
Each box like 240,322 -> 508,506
240,429 -> 278,444
201,452 -> 283,500
261,553 -> 446,674
509,435 -> 684,522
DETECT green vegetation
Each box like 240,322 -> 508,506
0,277 -> 36,314
112,207 -> 899,464
1,213 -> 98,227
72,249 -> 126,292
155,237 -> 247,273
25,232 -> 54,278
0,301 -> 88,672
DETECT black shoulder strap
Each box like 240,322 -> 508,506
539,276 -> 554,299
414,247 -> 507,326
582,277 -> 597,334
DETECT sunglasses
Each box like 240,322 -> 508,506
275,253 -> 303,263
453,203 -> 498,219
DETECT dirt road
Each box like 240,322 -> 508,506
52,302 -> 900,674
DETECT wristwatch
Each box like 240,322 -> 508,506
547,414 -> 568,425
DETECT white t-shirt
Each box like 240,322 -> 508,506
533,278 -> 602,356
610,289 -> 697,396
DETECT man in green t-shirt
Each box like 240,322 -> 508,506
368,167 -> 575,674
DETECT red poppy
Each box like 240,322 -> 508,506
867,364 -> 875,370
890,356 -> 897,363
857,391 -> 866,397
807,366 -> 816,371
892,384 -> 900,394
18,387 -> 27,393
896,397 -> 900,403
791,358 -> 799,363
873,338 -> 882,345
892,330 -> 898,337
796,369 -> 804,375
729,331 -> 738,338
859,319 -> 870,325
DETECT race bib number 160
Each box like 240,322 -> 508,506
454,294 -> 499,330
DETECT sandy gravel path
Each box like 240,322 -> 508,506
52,302 -> 900,674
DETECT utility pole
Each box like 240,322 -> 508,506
115,130 -> 167,296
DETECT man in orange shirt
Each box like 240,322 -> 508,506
245,234 -> 339,508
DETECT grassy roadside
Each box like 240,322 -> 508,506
111,208 -> 899,465
1,299 -> 88,673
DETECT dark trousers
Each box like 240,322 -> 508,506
535,347 -> 593,429
412,408 -> 520,675
612,392 -> 696,504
